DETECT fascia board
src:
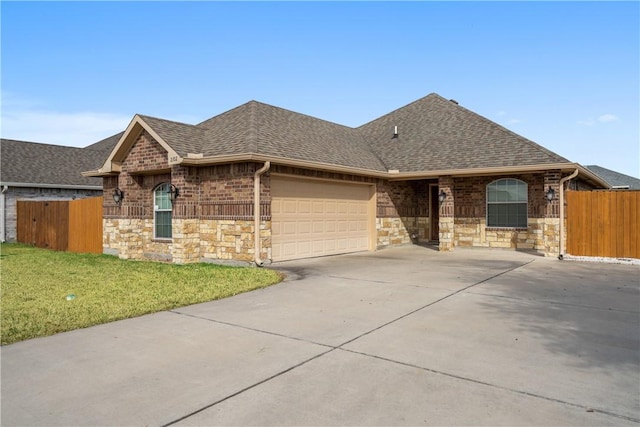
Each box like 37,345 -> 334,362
83,115 -> 183,177
0,182 -> 102,190
180,154 -> 389,178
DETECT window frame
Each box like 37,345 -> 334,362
153,183 -> 173,240
486,178 -> 528,228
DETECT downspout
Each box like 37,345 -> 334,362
558,168 -> 579,260
0,186 -> 7,242
254,161 -> 271,267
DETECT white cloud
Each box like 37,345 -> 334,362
1,109 -> 131,147
597,113 -> 619,123
497,111 -> 507,116
578,113 -> 620,127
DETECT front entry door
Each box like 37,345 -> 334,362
430,185 -> 440,241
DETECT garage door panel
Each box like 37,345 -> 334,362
312,202 -> 324,213
298,201 -> 311,213
312,221 -> 324,233
283,200 -> 297,214
283,221 -> 297,235
272,177 -> 372,261
298,221 -> 311,234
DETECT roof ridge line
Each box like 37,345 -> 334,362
357,93 -> 444,128
250,100 -> 358,130
248,101 -> 259,153
0,138 -> 89,151
137,114 -> 201,128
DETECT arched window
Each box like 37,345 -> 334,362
487,178 -> 528,228
154,183 -> 173,239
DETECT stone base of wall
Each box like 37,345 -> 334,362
543,218 -> 560,257
199,219 -> 271,264
104,218 -> 271,264
439,217 -> 454,251
453,217 -> 559,256
397,216 -> 430,241
376,217 -> 411,248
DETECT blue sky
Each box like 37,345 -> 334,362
2,1 -> 638,178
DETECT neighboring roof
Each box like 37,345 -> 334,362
585,165 -> 640,190
85,132 -> 124,154
1,137 -> 118,188
86,93 -> 608,188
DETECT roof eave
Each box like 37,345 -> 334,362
0,181 -> 103,190
388,163 -> 610,188
180,153 -> 389,178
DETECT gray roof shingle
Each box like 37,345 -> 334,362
1,138 -> 111,187
585,165 -> 640,189
358,93 -> 569,171
97,93 -> 576,175
195,101 -> 386,171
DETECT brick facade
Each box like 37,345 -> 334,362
102,131 -> 566,263
449,173 -> 561,256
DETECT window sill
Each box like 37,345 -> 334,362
152,238 -> 173,243
486,227 -> 528,231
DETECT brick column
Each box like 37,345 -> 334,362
542,170 -> 561,256
438,175 -> 455,252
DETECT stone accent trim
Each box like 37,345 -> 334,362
439,217 -> 455,251
376,217 -> 411,247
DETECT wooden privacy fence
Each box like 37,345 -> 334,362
17,197 -> 103,254
566,191 -> 639,259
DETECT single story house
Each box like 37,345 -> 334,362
0,134 -> 120,242
84,93 -> 608,264
585,165 -> 640,190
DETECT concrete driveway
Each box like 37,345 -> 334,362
2,246 -> 639,426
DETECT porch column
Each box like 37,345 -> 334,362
542,170 -> 561,257
438,175 -> 455,252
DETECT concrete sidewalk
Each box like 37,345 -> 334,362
2,246 -> 639,426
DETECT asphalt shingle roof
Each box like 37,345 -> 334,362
585,165 -> 640,190
1,138 -> 112,187
195,101 -> 387,171
137,93 -> 569,173
358,93 -> 569,171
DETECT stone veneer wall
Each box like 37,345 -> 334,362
438,176 -> 455,252
102,130 -> 271,264
198,219 -> 271,264
450,172 -> 561,256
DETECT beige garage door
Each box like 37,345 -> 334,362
271,176 -> 373,261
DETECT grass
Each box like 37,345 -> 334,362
0,243 -> 282,345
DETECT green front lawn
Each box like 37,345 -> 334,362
0,243 -> 282,345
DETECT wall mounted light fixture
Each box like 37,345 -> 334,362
167,184 -> 180,203
545,187 -> 555,203
112,188 -> 124,205
438,190 -> 447,204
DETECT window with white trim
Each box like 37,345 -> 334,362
154,183 -> 172,239
486,178 -> 528,228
